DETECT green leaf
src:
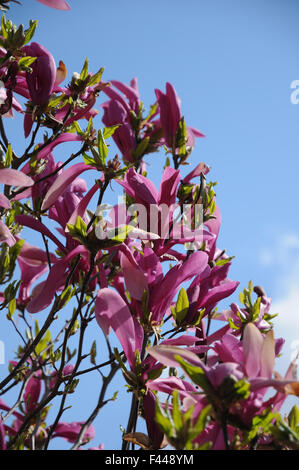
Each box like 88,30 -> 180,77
23,20 -> 38,45
80,57 -> 89,81
102,124 -> 120,139
88,67 -> 105,86
251,297 -> 261,321
1,15 -> 8,40
7,297 -> 16,319
35,328 -> 51,356
90,340 -> 97,365
60,285 -> 75,307
18,56 -> 37,71
172,389 -> 183,432
175,288 -> 189,325
4,143 -> 12,168
135,136 -> 150,158
97,129 -> 109,165
48,92 -> 66,109
155,398 -> 173,436
82,153 -> 97,166
174,355 -> 210,392
288,405 -> 299,431
193,404 -> 211,435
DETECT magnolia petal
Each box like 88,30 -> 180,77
0,168 -> 34,187
0,220 -> 16,247
120,252 -> 148,301
243,323 -> 263,378
260,329 -> 275,379
95,288 -> 144,369
0,193 -> 10,209
66,183 -> 99,230
36,0 -> 71,10
147,345 -> 206,371
41,163 -> 94,211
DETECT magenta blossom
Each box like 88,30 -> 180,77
22,42 -> 56,107
155,82 -> 204,149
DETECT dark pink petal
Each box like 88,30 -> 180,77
150,251 -> 209,322
198,280 -> 240,310
22,42 -> 56,105
166,82 -> 181,139
41,162 -> 94,211
143,391 -> 164,449
117,167 -> 158,205
24,373 -> 42,413
157,166 -> 180,206
95,288 -> 144,369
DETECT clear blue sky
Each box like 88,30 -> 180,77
1,0 -> 299,449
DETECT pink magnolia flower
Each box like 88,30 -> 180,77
155,82 -> 204,149
22,42 -> 56,106
101,78 -> 142,162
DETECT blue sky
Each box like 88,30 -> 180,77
1,0 -> 299,449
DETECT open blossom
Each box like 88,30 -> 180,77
102,78 -> 141,162
155,82 -> 204,148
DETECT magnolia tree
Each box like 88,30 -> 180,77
0,0 -> 298,452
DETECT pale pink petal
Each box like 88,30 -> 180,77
0,169 -> 34,187
260,329 -> 275,379
147,345 -> 207,371
0,193 -> 10,209
0,220 -> 16,246
243,323 -> 263,378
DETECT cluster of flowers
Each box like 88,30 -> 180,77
0,0 -> 298,451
